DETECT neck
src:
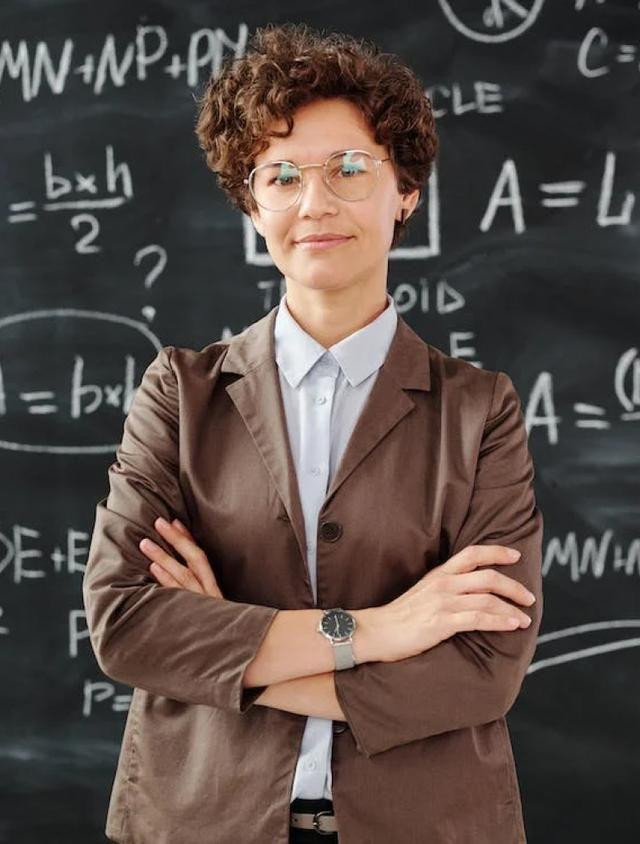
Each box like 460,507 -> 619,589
283,284 -> 389,348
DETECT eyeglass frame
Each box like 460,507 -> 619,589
243,148 -> 392,212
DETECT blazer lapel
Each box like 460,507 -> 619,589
221,309 -> 310,572
220,303 -> 432,573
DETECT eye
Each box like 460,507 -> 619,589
270,162 -> 300,186
342,160 -> 365,175
332,152 -> 366,178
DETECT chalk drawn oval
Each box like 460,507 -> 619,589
0,309 -> 162,454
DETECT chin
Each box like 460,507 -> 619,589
295,277 -> 360,297
297,278 -> 342,291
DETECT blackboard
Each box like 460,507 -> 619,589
2,2 -> 639,842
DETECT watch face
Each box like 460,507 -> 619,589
321,609 -> 355,640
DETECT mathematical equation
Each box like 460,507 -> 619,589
0,4 -> 638,106
0,308 -> 637,451
0,308 -> 160,452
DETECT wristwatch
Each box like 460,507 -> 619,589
317,607 -> 358,670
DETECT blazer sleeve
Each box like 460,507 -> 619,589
82,345 -> 279,713
333,370 -> 544,758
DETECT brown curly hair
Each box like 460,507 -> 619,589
193,22 -> 439,249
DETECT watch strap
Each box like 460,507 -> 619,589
334,639 -> 356,670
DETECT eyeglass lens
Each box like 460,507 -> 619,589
250,150 -> 378,211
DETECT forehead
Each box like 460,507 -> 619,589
254,97 -> 385,164
259,146 -> 373,165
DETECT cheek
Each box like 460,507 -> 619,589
266,220 -> 296,252
360,194 -> 396,232
358,209 -> 396,248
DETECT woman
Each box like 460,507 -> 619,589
83,22 -> 543,844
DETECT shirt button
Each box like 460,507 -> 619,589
305,758 -> 317,770
315,396 -> 327,404
310,466 -> 323,476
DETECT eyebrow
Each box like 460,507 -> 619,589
264,147 -> 366,162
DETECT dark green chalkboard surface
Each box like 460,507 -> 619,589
1,2 -> 639,842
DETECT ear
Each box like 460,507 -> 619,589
397,187 -> 421,222
250,208 -> 265,238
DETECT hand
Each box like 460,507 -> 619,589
366,545 -> 537,663
139,516 -> 224,599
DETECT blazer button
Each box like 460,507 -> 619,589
333,721 -> 348,734
319,521 -> 342,542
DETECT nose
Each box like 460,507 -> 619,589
296,166 -> 339,216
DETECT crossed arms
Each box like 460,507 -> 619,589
83,347 -> 543,758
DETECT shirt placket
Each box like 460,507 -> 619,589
295,351 -> 341,798
300,352 -> 341,605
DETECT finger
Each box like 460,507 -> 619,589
155,517 -> 220,595
452,592 -> 533,627
170,519 -> 225,600
452,609 -> 531,633
139,538 -> 204,594
153,517 -> 222,598
172,518 -> 193,538
452,567 -> 536,607
444,544 -> 521,574
149,561 -> 184,590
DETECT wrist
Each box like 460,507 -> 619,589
350,607 -> 379,664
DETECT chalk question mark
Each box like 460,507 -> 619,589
134,245 -> 167,322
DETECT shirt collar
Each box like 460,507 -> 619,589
274,291 -> 398,389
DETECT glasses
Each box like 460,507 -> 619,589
243,148 -> 391,212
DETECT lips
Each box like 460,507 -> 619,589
295,236 -> 353,251
296,235 -> 350,243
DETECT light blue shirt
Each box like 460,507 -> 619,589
273,291 -> 398,801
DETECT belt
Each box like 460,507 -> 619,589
290,807 -> 338,834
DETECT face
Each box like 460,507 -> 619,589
248,97 -> 419,298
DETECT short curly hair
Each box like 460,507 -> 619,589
193,22 -> 439,249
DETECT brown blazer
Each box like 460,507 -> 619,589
83,302 -> 544,844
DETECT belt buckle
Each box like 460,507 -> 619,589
312,809 -> 334,835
